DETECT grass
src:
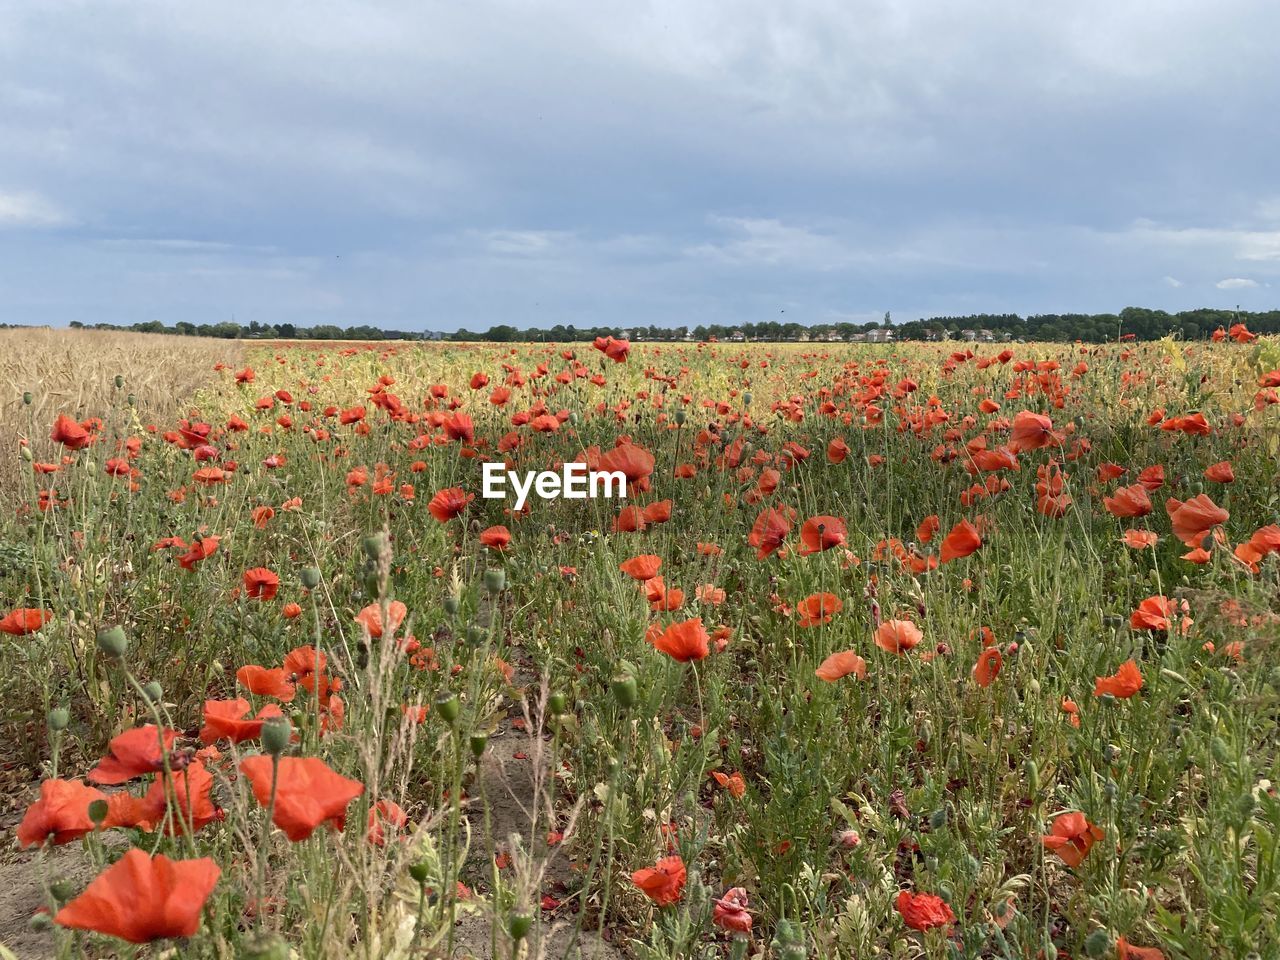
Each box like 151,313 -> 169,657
2,331 -> 1279,959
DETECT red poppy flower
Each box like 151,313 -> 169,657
1166,494 -> 1229,548
620,555 -> 662,581
355,600 -> 408,638
874,619 -> 922,654
940,519 -> 982,562
1204,461 -> 1235,483
51,413 -> 91,450
199,698 -> 284,744
367,799 -> 409,846
748,507 -> 793,559
1117,937 -> 1167,960
710,770 -> 746,798
1103,484 -> 1152,518
972,647 -> 1002,687
240,755 -> 364,841
796,593 -> 842,627
17,779 -> 110,847
1130,596 -> 1173,632
177,536 -> 219,571
814,650 -> 867,682
1094,659 -> 1143,698
427,487 -> 474,522
54,849 -> 220,943
895,890 -> 956,931
798,516 -> 847,555
596,443 -> 655,484
1008,410 -> 1061,453
236,665 -> 297,702
646,617 -> 710,662
826,438 -> 849,464
88,725 -> 180,785
712,887 -> 752,935
479,525 -> 512,550
631,855 -> 686,906
0,607 -> 52,636
1041,811 -> 1103,867
1121,529 -> 1158,549
243,567 -> 280,600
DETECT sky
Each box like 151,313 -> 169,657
2,0 -> 1279,332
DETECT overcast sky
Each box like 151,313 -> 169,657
2,0 -> 1278,331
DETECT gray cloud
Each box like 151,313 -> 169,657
0,0 -> 1278,328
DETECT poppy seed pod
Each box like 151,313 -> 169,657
674,409 -> 686,426
28,912 -> 51,932
300,566 -> 321,589
96,625 -> 129,659
47,707 -> 70,731
87,798 -> 109,825
507,913 -> 533,941
443,595 -> 461,615
142,681 -> 163,704
49,878 -> 77,903
362,533 -> 388,561
469,733 -> 488,757
22,391 -> 33,405
548,692 -> 567,715
611,674 -> 638,709
113,375 -> 125,389
436,692 -> 461,723
484,569 -> 506,593
261,715 -> 292,756
408,862 -> 431,885
127,393 -> 136,406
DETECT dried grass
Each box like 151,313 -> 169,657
0,327 -> 241,497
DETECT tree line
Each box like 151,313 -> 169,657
24,306 -> 1278,343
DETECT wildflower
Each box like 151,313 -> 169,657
0,608 -> 52,636
646,618 -> 710,662
88,725 -> 179,785
240,755 -> 364,841
631,855 -> 686,906
1041,811 -> 1103,867
940,519 -> 982,562
243,567 -> 280,600
895,889 -> 955,931
875,619 -> 923,654
54,849 -> 220,943
712,887 -> 752,935
815,650 -> 867,681
1094,659 -> 1143,699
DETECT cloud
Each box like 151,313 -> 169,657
1162,276 -> 1182,287
1216,277 -> 1259,289
0,190 -> 69,228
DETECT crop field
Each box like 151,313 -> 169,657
2,328 -> 1279,959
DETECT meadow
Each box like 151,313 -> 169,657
2,327 -> 1279,959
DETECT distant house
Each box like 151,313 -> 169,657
867,328 -> 894,343
796,330 -> 811,342
729,329 -> 746,342
824,330 -> 844,342
924,329 -> 945,342
960,329 -> 978,342
850,333 -> 868,343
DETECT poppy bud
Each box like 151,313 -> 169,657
1083,928 -> 1111,958
436,692 -> 461,723
1211,736 -> 1231,764
507,913 -> 533,941
20,445 -> 32,462
22,391 -> 33,405
548,692 -> 567,715
742,392 -> 752,406
674,409 -> 686,426
114,374 -> 125,389
466,623 -> 486,644
469,733 -> 488,757
928,808 -> 947,830
484,569 -> 506,593
96,625 -> 129,659
1103,779 -> 1118,801
50,878 -> 77,902
610,674 -> 638,709
362,569 -> 380,595
142,681 -> 163,704
444,595 -> 461,615
1024,759 -> 1040,793
300,566 -> 321,589
127,393 -> 136,406
261,715 -> 292,756
29,912 -> 52,932
362,533 -> 388,561
48,707 -> 70,731
88,799 -> 109,825
408,862 -> 431,885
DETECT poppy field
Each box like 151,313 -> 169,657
3,328 -> 1280,959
